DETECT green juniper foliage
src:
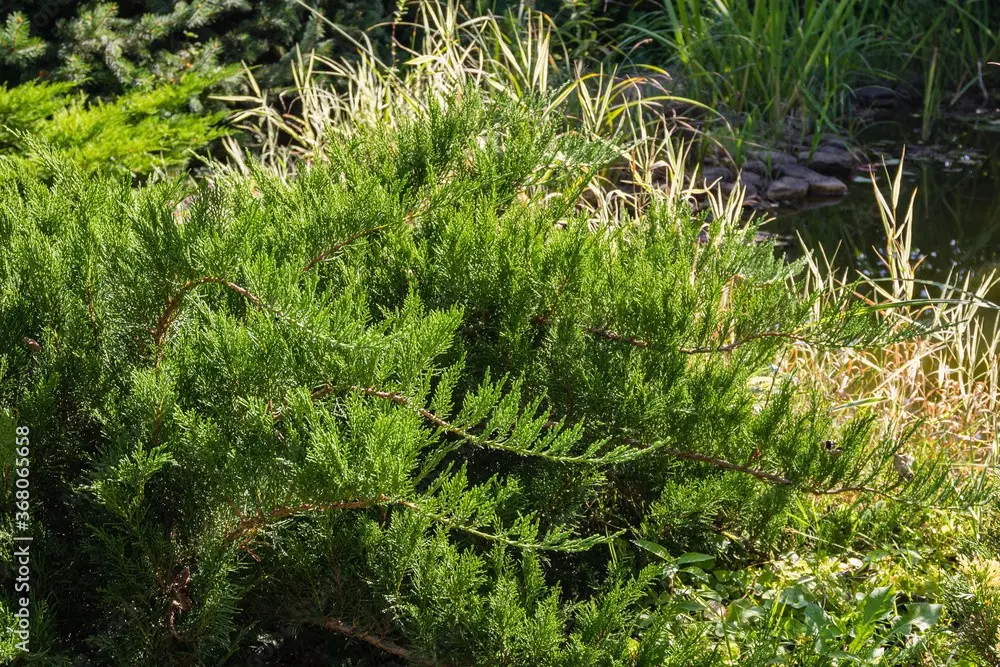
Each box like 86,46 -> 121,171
0,95 -> 977,664
0,73 -> 227,176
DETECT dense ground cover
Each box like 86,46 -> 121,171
0,74 -> 226,176
1,2 -> 999,665
1,92 -> 992,666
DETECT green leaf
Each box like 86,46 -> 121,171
903,602 -> 942,632
676,552 -> 715,567
804,603 -> 829,636
861,586 -> 895,625
727,598 -> 764,625
780,587 -> 811,609
634,539 -> 673,561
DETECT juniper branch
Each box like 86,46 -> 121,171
620,437 -> 795,486
318,617 -> 436,666
153,276 -> 263,362
530,315 -> 809,353
273,382 -> 637,464
679,331 -> 813,353
302,224 -> 388,272
225,494 -> 607,554
349,384 -> 641,465
223,498 -> 400,547
620,437 -> 925,501
276,385 -> 924,502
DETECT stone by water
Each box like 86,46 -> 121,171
769,114 -> 1000,303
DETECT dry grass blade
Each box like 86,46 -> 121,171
211,0 -> 731,226
787,152 -> 1000,471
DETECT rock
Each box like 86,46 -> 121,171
699,166 -> 732,186
738,171 -> 764,189
806,174 -> 848,197
753,230 -> 788,246
776,163 -> 848,197
767,176 -> 810,201
719,171 -> 763,198
749,150 -> 797,166
774,162 -> 810,179
786,197 -> 846,214
852,85 -> 899,109
799,148 -> 856,176
720,180 -> 759,198
698,228 -> 785,246
742,159 -> 769,176
819,136 -> 851,152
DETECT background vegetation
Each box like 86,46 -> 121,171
2,0 -> 996,165
2,1 -> 998,176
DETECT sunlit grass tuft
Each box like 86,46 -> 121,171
787,155 -> 1000,471
212,0 -> 723,217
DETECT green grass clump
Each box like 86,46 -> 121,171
623,0 -> 874,131
620,0 -> 999,139
0,93 -> 986,664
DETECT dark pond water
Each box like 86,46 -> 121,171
767,114 -> 1000,302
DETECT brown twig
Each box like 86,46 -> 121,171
531,315 -> 808,354
165,566 -> 192,641
152,277 -> 263,363
352,386 -> 452,428
319,617 -> 437,666
809,483 -> 887,497
664,446 -> 794,486
85,276 -> 100,345
620,437 -> 793,486
581,325 -> 650,348
224,497 -> 416,549
302,224 -> 388,272
678,331 -> 813,353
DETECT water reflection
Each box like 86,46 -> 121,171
768,115 -> 1000,302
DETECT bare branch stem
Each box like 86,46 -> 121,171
302,224 -> 388,272
319,617 -> 436,666
153,277 -> 263,363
